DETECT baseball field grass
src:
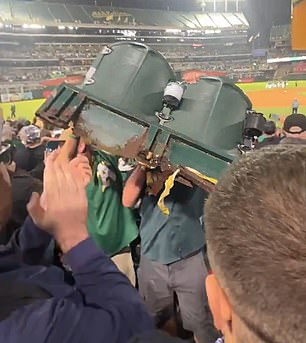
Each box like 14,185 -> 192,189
237,80 -> 306,119
1,80 -> 306,122
1,98 -> 46,121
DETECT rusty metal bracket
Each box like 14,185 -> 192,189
36,84 -> 87,129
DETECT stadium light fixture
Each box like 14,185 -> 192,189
187,29 -> 201,34
121,30 -> 136,37
58,26 -> 66,30
22,23 -> 45,29
205,29 -> 221,34
165,29 -> 182,34
68,26 -> 74,30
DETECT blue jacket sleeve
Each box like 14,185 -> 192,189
9,216 -> 53,265
1,238 -> 153,343
55,238 -> 154,342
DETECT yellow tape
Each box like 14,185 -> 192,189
157,169 -> 180,216
157,167 -> 217,216
185,167 -> 218,185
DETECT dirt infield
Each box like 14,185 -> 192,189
238,81 -> 306,118
246,87 -> 306,108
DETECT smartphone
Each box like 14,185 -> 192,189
45,140 -> 65,154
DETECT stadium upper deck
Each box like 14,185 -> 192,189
0,1 -> 248,30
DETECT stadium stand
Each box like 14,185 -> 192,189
0,0 -> 297,94
0,1 -> 248,29
0,0 -> 254,93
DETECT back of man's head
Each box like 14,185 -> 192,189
18,125 -> 41,146
263,121 -> 276,136
205,145 -> 306,343
283,113 -> 306,139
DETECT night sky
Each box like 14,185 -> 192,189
244,0 -> 291,47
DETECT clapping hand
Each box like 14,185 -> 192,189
27,137 -> 92,253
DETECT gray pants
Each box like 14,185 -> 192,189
138,252 -> 219,343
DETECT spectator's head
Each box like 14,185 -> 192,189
263,120 -> 276,136
283,113 -> 306,139
18,125 -> 41,146
14,119 -> 31,135
205,145 -> 306,343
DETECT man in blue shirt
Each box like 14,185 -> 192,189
123,166 -> 218,343
0,139 -> 153,343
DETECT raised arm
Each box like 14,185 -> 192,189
122,165 -> 146,208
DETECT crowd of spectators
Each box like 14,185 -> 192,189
0,43 -> 253,62
3,41 -> 304,88
0,44 -> 99,61
268,47 -> 306,59
0,42 -> 277,87
159,45 -> 251,58
0,66 -> 87,84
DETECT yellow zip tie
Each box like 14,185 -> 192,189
157,169 -> 180,216
185,167 -> 218,185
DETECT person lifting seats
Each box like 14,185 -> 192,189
131,145 -> 306,343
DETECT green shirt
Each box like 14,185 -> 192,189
139,183 -> 206,264
86,151 -> 138,256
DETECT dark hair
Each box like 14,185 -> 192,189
263,121 -> 276,135
205,145 -> 306,343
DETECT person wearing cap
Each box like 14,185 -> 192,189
256,121 -> 281,149
282,113 -> 306,144
14,125 -> 45,180
123,167 -> 219,343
